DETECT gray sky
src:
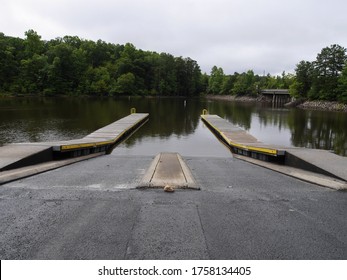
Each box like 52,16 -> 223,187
2,0 -> 347,75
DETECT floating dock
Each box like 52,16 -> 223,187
0,113 -> 149,172
201,114 -> 347,182
52,113 -> 149,156
201,114 -> 286,160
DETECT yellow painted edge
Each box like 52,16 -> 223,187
201,115 -> 224,135
248,146 -> 278,155
61,140 -> 114,151
201,115 -> 279,156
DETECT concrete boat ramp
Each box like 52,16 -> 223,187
0,113 -> 149,176
1,112 -> 347,260
201,114 -> 347,188
285,148 -> 347,182
0,112 -> 346,189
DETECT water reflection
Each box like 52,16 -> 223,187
0,97 -> 346,156
0,97 -> 131,144
287,109 -> 347,156
123,98 -> 201,147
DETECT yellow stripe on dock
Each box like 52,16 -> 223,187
60,140 -> 114,151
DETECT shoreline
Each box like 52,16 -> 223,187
204,94 -> 347,112
204,94 -> 270,103
296,100 -> 347,112
1,93 -> 347,112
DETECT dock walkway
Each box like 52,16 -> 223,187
0,113 -> 149,172
201,114 -> 286,158
201,114 -> 347,182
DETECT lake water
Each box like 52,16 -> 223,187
0,97 -> 346,157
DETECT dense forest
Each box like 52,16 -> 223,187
0,30 -> 346,102
0,30 -> 203,96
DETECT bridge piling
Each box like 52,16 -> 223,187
261,89 -> 291,106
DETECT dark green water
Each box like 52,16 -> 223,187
0,97 -> 346,156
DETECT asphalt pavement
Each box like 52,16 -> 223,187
0,154 -> 346,259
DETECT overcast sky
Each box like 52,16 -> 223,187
2,0 -> 347,75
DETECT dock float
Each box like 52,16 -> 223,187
201,114 -> 347,183
201,114 -> 286,161
0,113 -> 149,172
52,113 -> 149,157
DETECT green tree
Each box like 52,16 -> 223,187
208,66 -> 224,94
289,61 -> 314,98
46,42 -> 88,94
155,53 -> 177,95
19,54 -> 49,93
113,72 -> 136,95
311,44 -> 347,100
176,57 -> 202,96
220,75 -> 236,95
232,70 -> 257,95
87,66 -> 111,95
24,30 -> 45,57
0,34 -> 24,92
264,74 -> 278,89
338,64 -> 347,103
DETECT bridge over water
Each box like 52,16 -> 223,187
260,89 -> 292,106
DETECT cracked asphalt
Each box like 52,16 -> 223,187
0,154 -> 346,259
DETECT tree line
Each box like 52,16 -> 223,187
0,30 -> 203,96
290,44 -> 347,103
208,44 -> 347,103
206,67 -> 294,96
0,30 -> 346,102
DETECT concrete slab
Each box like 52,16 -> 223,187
0,144 -> 52,171
1,155 -> 346,260
233,154 -> 347,190
152,153 -> 186,184
0,153 -> 104,185
286,148 -> 347,182
138,153 -> 198,189
125,204 -> 209,259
